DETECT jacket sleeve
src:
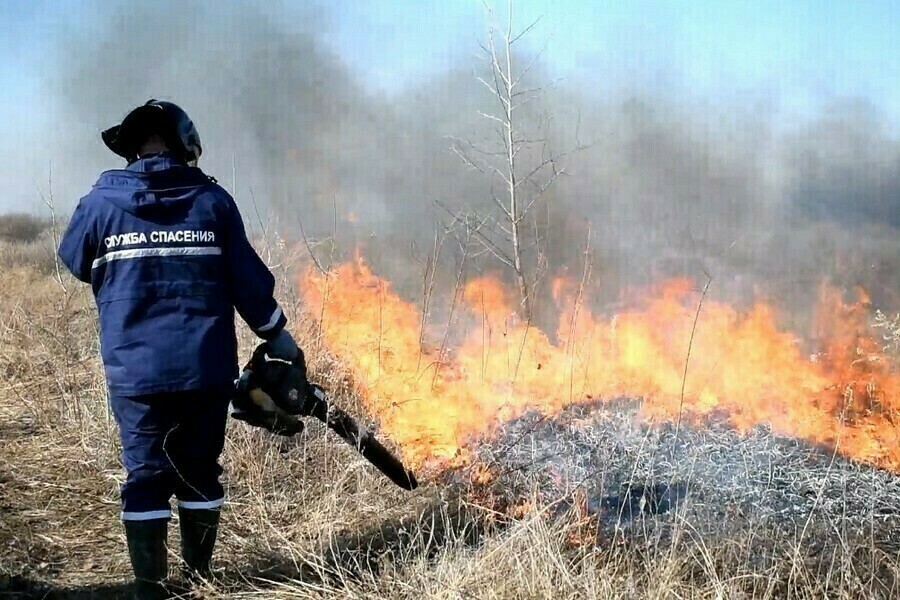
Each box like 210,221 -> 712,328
221,195 -> 288,340
57,198 -> 98,284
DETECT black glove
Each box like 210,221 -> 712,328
268,328 -> 300,362
242,340 -> 310,415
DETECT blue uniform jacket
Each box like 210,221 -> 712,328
58,152 -> 287,396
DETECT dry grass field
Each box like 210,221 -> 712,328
1,214 -> 898,599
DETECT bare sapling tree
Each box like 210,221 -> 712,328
37,164 -> 67,293
444,0 -> 587,321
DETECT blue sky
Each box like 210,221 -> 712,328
319,0 -> 899,117
0,0 -> 898,212
2,0 -> 898,108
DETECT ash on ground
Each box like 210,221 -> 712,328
451,398 -> 900,555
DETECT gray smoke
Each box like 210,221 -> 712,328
34,0 -> 900,331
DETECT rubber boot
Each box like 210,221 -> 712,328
124,518 -> 171,600
178,507 -> 220,583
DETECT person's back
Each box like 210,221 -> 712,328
57,99 -> 300,599
64,150 -> 280,395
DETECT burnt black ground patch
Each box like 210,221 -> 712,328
450,398 -> 900,554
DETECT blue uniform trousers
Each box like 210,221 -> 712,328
109,390 -> 231,521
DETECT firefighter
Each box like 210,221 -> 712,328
57,99 -> 301,599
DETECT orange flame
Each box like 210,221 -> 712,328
301,258 -> 900,475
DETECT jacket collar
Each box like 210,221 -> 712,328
125,151 -> 187,173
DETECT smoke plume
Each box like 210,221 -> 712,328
38,0 -> 900,329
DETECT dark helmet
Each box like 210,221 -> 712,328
101,99 -> 202,165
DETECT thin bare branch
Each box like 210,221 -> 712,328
509,15 -> 543,46
450,142 -> 487,174
35,164 -> 67,292
521,167 -> 564,217
295,208 -> 327,276
505,0 -> 514,46
510,135 -> 545,159
475,75 -> 498,97
513,136 -> 547,147
675,273 -> 713,439
466,223 -> 516,269
489,166 -> 514,190
511,35 -> 550,89
511,90 -> 554,112
496,222 -> 513,240
483,11 -> 512,93
511,80 -> 563,98
515,156 -> 557,188
477,111 -> 508,127
435,200 -> 518,270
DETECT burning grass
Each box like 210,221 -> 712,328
302,258 -> 900,476
1,246 -> 899,598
